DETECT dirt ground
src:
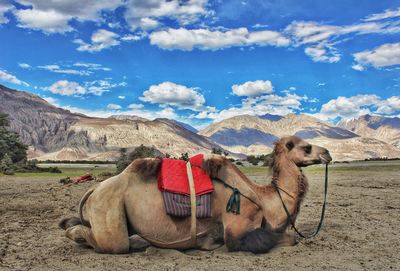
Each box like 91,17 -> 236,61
1,161 -> 399,271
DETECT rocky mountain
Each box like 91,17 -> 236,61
338,115 -> 400,149
199,114 -> 400,160
0,84 -> 222,161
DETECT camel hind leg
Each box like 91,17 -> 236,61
65,224 -> 98,249
88,194 -> 130,254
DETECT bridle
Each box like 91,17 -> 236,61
213,163 -> 329,239
272,163 -> 329,239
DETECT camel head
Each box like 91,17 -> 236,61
274,136 -> 332,167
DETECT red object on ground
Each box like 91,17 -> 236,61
73,174 -> 94,184
157,154 -> 214,196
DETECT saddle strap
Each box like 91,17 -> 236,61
186,161 -> 197,247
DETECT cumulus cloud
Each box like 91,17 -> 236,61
140,81 -> 207,111
0,1 -> 13,24
305,43 -> 340,63
74,29 -> 120,52
315,94 -> 400,121
12,0 -> 122,33
46,80 -> 86,96
118,95 -> 126,99
195,91 -> 306,122
128,103 -> 144,109
232,80 -> 274,97
0,69 -> 29,86
107,103 -> 122,110
124,0 -> 208,30
149,27 -> 290,51
353,42 -> 400,70
45,79 -> 124,96
18,63 -> 31,69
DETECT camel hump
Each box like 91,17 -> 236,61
127,157 -> 162,177
202,154 -> 228,178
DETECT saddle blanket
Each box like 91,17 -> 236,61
158,154 -> 213,218
157,154 -> 214,196
161,191 -> 212,218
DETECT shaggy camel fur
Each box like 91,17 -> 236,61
60,136 -> 332,254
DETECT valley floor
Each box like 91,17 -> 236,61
0,162 -> 399,271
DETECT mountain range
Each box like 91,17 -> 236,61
1,84 -> 399,161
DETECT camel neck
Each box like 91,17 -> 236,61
272,154 -> 303,199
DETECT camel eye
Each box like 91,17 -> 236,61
303,145 -> 312,154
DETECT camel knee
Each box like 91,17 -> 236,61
66,225 -> 98,249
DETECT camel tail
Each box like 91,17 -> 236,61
79,186 -> 96,227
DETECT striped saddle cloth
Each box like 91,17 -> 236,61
157,154 -> 214,218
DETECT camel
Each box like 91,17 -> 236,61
59,136 -> 332,254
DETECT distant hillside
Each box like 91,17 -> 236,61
199,114 -> 400,160
0,84 -> 223,161
338,115 -> 400,149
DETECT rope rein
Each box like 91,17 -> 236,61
213,164 -> 329,239
272,163 -> 329,239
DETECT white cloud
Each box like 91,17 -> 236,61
12,0 -> 122,33
0,1 -> 13,24
107,103 -> 122,110
73,62 -> 111,71
140,81 -> 206,111
364,8 -> 400,21
128,103 -> 144,109
47,80 -> 86,96
353,42 -> 400,70
42,96 -> 59,106
305,43 -> 340,63
0,69 -> 29,86
314,94 -> 389,121
38,64 -> 92,76
121,34 -> 144,42
285,20 -> 396,63
46,79 -> 124,97
139,17 -> 159,30
14,8 -> 73,34
232,80 -> 274,97
118,95 -> 125,99
62,105 -> 178,120
74,29 -> 120,52
84,79 -> 125,96
124,0 -> 208,30
195,92 -> 306,122
376,96 -> 400,114
351,64 -> 365,71
18,63 -> 31,69
149,27 -> 290,51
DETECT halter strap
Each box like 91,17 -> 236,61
273,163 -> 329,239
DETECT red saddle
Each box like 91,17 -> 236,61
157,154 -> 214,196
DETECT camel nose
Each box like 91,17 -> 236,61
323,149 -> 332,163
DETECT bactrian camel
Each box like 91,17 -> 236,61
59,136 -> 332,254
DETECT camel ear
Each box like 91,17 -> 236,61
129,158 -> 162,177
286,141 -> 294,151
202,156 -> 225,178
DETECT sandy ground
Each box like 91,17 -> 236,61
1,162 -> 400,271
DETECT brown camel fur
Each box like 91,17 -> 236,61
59,136 -> 332,254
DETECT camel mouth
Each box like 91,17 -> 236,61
319,154 -> 332,164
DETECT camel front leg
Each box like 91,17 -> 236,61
225,227 -> 284,253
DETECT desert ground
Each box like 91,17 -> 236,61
0,161 -> 399,271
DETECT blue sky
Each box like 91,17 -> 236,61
0,0 -> 399,128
